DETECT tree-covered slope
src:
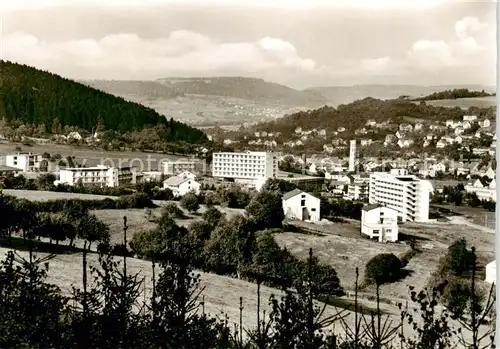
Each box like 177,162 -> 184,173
0,61 -> 207,144
82,79 -> 183,99
414,88 -> 495,101
157,76 -> 327,106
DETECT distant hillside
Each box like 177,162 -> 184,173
249,97 -> 496,136
156,76 -> 328,107
414,88 -> 495,101
83,80 -> 184,99
0,61 -> 207,144
306,84 -> 496,106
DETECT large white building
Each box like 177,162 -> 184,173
55,165 -> 137,187
212,151 -> 278,189
6,153 -> 42,172
368,169 -> 433,222
361,204 -> 399,242
282,189 -> 320,222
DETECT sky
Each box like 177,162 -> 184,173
1,0 -> 497,89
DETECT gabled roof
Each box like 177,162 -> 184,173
282,189 -> 303,201
282,189 -> 319,201
163,176 -> 190,187
362,204 -> 382,211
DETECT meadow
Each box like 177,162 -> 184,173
421,96 -> 497,109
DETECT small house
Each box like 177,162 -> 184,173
282,189 -> 320,222
163,176 -> 200,197
361,204 -> 399,242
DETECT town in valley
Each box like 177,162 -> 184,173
0,1 -> 497,348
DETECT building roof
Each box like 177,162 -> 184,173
362,204 -> 383,212
282,189 -> 303,200
282,189 -> 319,201
163,176 -> 190,187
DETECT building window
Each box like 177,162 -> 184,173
301,199 -> 306,206
311,208 -> 316,212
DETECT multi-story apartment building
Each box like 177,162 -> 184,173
368,169 -> 433,222
347,176 -> 370,201
212,151 -> 278,189
56,165 -> 137,187
161,160 -> 205,175
6,153 -> 42,172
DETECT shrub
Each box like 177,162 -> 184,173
202,207 -> 224,228
180,192 -> 200,213
161,203 -> 186,219
364,253 -> 403,285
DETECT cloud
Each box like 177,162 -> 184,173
330,15 -> 495,83
1,30 -> 317,79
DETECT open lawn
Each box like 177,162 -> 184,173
92,203 -> 245,244
0,142 -> 190,169
275,231 -> 409,291
431,204 -> 495,230
419,96 -> 497,109
3,189 -> 117,201
277,216 -> 495,303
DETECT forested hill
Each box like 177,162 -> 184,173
250,97 -> 496,135
156,76 -> 327,106
415,88 -> 495,101
0,61 -> 207,144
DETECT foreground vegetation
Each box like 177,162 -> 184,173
0,177 -> 496,348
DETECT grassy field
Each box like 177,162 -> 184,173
431,204 -> 495,230
418,96 -> 496,109
275,231 -> 409,290
92,203 -> 245,244
0,142 -> 190,169
2,189 -> 117,201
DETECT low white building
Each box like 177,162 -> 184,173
282,189 -> 320,222
161,160 -> 205,175
465,178 -> 496,202
163,176 -> 200,197
485,260 -> 496,284
361,204 -> 399,242
6,153 -> 42,172
55,165 -> 137,187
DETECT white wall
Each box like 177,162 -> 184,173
361,206 -> 399,242
166,179 -> 201,197
485,261 -> 496,284
6,155 -> 28,171
282,192 -> 320,222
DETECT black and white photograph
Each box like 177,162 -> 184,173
0,0 -> 498,348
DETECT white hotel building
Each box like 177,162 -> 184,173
212,151 -> 278,189
368,169 -> 433,222
6,153 -> 42,172
55,165 -> 137,187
